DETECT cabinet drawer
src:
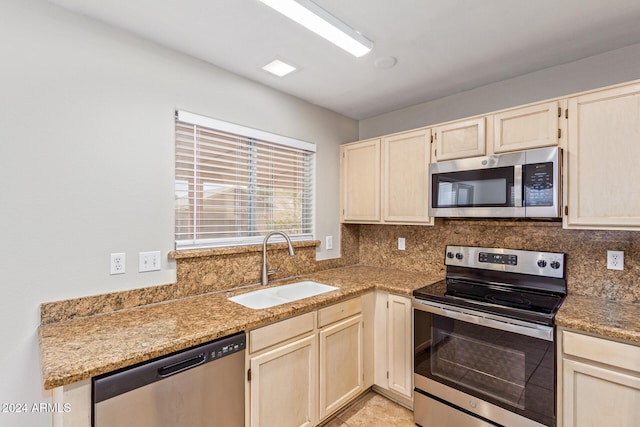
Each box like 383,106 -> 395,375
250,312 -> 315,353
563,330 -> 640,373
318,297 -> 362,328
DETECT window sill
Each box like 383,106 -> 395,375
169,240 -> 321,260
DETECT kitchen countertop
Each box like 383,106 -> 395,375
39,265 -> 440,390
39,264 -> 640,391
555,295 -> 640,345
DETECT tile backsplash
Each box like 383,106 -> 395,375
355,219 -> 640,303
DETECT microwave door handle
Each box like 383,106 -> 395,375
513,164 -> 523,207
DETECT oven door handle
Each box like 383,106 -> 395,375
413,299 -> 553,341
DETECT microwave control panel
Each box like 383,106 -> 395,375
523,162 -> 554,207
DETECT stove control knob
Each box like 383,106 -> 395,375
447,251 -> 454,259
550,261 -> 561,269
455,252 -> 464,260
537,260 -> 547,268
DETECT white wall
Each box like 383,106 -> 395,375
359,42 -> 640,139
0,1 -> 356,425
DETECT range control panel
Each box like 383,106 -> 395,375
445,245 -> 565,278
478,252 -> 518,266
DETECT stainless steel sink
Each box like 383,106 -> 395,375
228,281 -> 338,309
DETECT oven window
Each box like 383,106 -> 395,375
414,310 -> 555,427
432,326 -> 525,408
432,166 -> 515,208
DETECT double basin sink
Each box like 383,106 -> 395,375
228,281 -> 338,310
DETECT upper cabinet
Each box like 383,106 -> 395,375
382,129 -> 432,224
341,128 -> 433,225
341,138 -> 381,222
342,78 -> 640,230
433,100 -> 562,162
565,82 -> 640,230
493,101 -> 561,153
433,117 -> 485,161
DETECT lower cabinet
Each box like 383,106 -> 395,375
249,335 -> 317,427
374,292 -> 413,407
247,296 -> 370,427
559,328 -> 640,427
319,314 -> 364,418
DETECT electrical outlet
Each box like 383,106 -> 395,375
607,250 -> 624,271
398,237 -> 406,251
139,251 -> 161,272
110,253 -> 126,275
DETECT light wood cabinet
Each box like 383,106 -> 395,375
247,297 -> 367,427
433,117 -> 485,161
341,129 -> 433,225
382,129 -> 432,224
248,313 -> 317,427
559,329 -> 640,427
250,335 -> 317,427
341,138 -> 381,222
493,100 -> 561,153
565,82 -> 640,229
373,292 -> 413,407
387,294 -> 412,398
319,314 -> 364,418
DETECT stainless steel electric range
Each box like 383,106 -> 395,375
413,245 -> 566,427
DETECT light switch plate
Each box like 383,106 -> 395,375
398,237 -> 406,251
139,251 -> 161,272
325,236 -> 333,250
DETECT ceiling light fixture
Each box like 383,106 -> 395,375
262,59 -> 297,77
258,0 -> 373,58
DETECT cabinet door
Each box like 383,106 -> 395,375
341,139 -> 381,222
434,117 -> 485,161
382,129 -> 433,224
387,295 -> 412,398
250,335 -> 317,427
563,358 -> 640,427
319,314 -> 364,419
566,83 -> 640,229
493,101 -> 560,153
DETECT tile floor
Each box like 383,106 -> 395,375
321,391 -> 415,427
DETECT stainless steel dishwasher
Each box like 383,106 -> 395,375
93,332 -> 245,427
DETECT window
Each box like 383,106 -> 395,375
175,111 -> 315,250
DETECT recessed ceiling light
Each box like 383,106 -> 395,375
262,59 -> 297,77
259,0 -> 373,58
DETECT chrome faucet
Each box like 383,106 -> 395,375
262,231 -> 296,286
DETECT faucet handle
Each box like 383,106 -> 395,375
267,269 -> 278,277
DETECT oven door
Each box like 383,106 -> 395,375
413,299 -> 555,427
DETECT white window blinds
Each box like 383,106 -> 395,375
175,111 -> 316,250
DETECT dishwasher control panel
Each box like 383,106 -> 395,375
211,336 -> 245,359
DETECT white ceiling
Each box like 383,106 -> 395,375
49,0 -> 640,120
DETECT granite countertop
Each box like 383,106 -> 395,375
39,264 -> 640,391
555,295 -> 640,344
39,265 -> 440,390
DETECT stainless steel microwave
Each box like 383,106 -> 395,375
429,147 -> 561,218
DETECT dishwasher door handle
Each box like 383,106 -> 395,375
158,353 -> 206,378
